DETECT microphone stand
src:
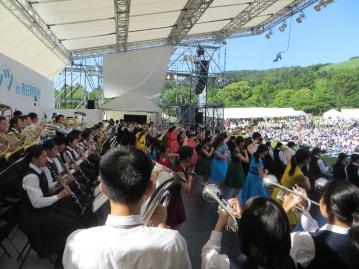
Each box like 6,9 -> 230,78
34,97 -> 47,120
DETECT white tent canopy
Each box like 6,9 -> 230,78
323,109 -> 341,119
101,93 -> 162,113
224,107 -> 307,119
338,109 -> 359,120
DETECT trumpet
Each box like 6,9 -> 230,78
141,162 -> 185,226
202,184 -> 241,232
263,175 -> 320,211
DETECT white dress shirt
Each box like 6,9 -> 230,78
54,154 -> 76,174
63,215 -> 192,269
201,231 -> 230,269
279,150 -> 286,164
63,146 -> 83,166
290,213 -> 350,267
317,157 -> 329,175
22,163 -> 58,208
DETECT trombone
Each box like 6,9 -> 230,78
202,184 -> 241,232
263,175 -> 328,211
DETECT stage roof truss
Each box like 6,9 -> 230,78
1,0 -> 322,75
0,0 -> 70,63
168,0 -> 214,44
114,0 -> 131,51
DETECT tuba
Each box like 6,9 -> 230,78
202,184 -> 241,232
141,162 -> 186,226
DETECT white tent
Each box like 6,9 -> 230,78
340,109 -> 359,120
323,109 -> 341,119
224,107 -> 307,119
101,93 -> 162,125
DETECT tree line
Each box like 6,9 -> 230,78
161,60 -> 359,114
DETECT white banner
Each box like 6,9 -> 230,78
0,52 -> 54,119
103,46 -> 171,98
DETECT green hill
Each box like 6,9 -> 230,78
162,57 -> 359,114
320,57 -> 359,71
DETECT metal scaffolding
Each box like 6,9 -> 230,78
54,57 -> 104,109
161,44 -> 226,129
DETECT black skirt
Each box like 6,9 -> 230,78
18,196 -> 87,258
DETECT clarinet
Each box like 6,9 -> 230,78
46,161 -> 85,213
57,155 -> 86,195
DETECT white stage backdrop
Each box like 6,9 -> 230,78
0,52 -> 54,119
103,46 -> 172,98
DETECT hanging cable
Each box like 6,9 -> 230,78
273,15 -> 293,62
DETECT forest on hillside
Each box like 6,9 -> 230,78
161,58 -> 359,114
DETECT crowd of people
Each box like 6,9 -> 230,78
226,118 -> 359,155
0,110 -> 359,269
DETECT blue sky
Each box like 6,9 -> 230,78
225,0 -> 359,70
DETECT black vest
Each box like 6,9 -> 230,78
22,167 -> 50,209
305,229 -> 359,269
309,155 -> 321,179
346,163 -> 359,187
64,147 -> 77,162
46,160 -> 58,182
332,162 -> 346,180
229,254 -> 295,269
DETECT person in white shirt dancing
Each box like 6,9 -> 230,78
63,146 -> 191,269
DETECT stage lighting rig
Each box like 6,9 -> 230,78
314,0 -> 334,12
296,13 -> 305,23
265,30 -> 273,39
279,23 -> 287,32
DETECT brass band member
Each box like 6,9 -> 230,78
287,180 -> 359,269
202,197 -> 295,269
55,114 -> 73,135
8,116 -> 22,133
63,131 -> 85,167
63,147 -> 191,269
18,145 -> 87,267
0,116 -> 8,134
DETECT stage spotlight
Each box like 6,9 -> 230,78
314,4 -> 321,11
296,13 -> 305,23
265,30 -> 273,39
279,23 -> 287,32
323,0 -> 334,7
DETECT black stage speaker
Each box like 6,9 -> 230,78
193,60 -> 209,95
176,105 -> 196,124
195,111 -> 203,124
87,100 -> 95,109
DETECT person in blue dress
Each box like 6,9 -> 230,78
210,134 -> 229,184
240,144 -> 269,206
